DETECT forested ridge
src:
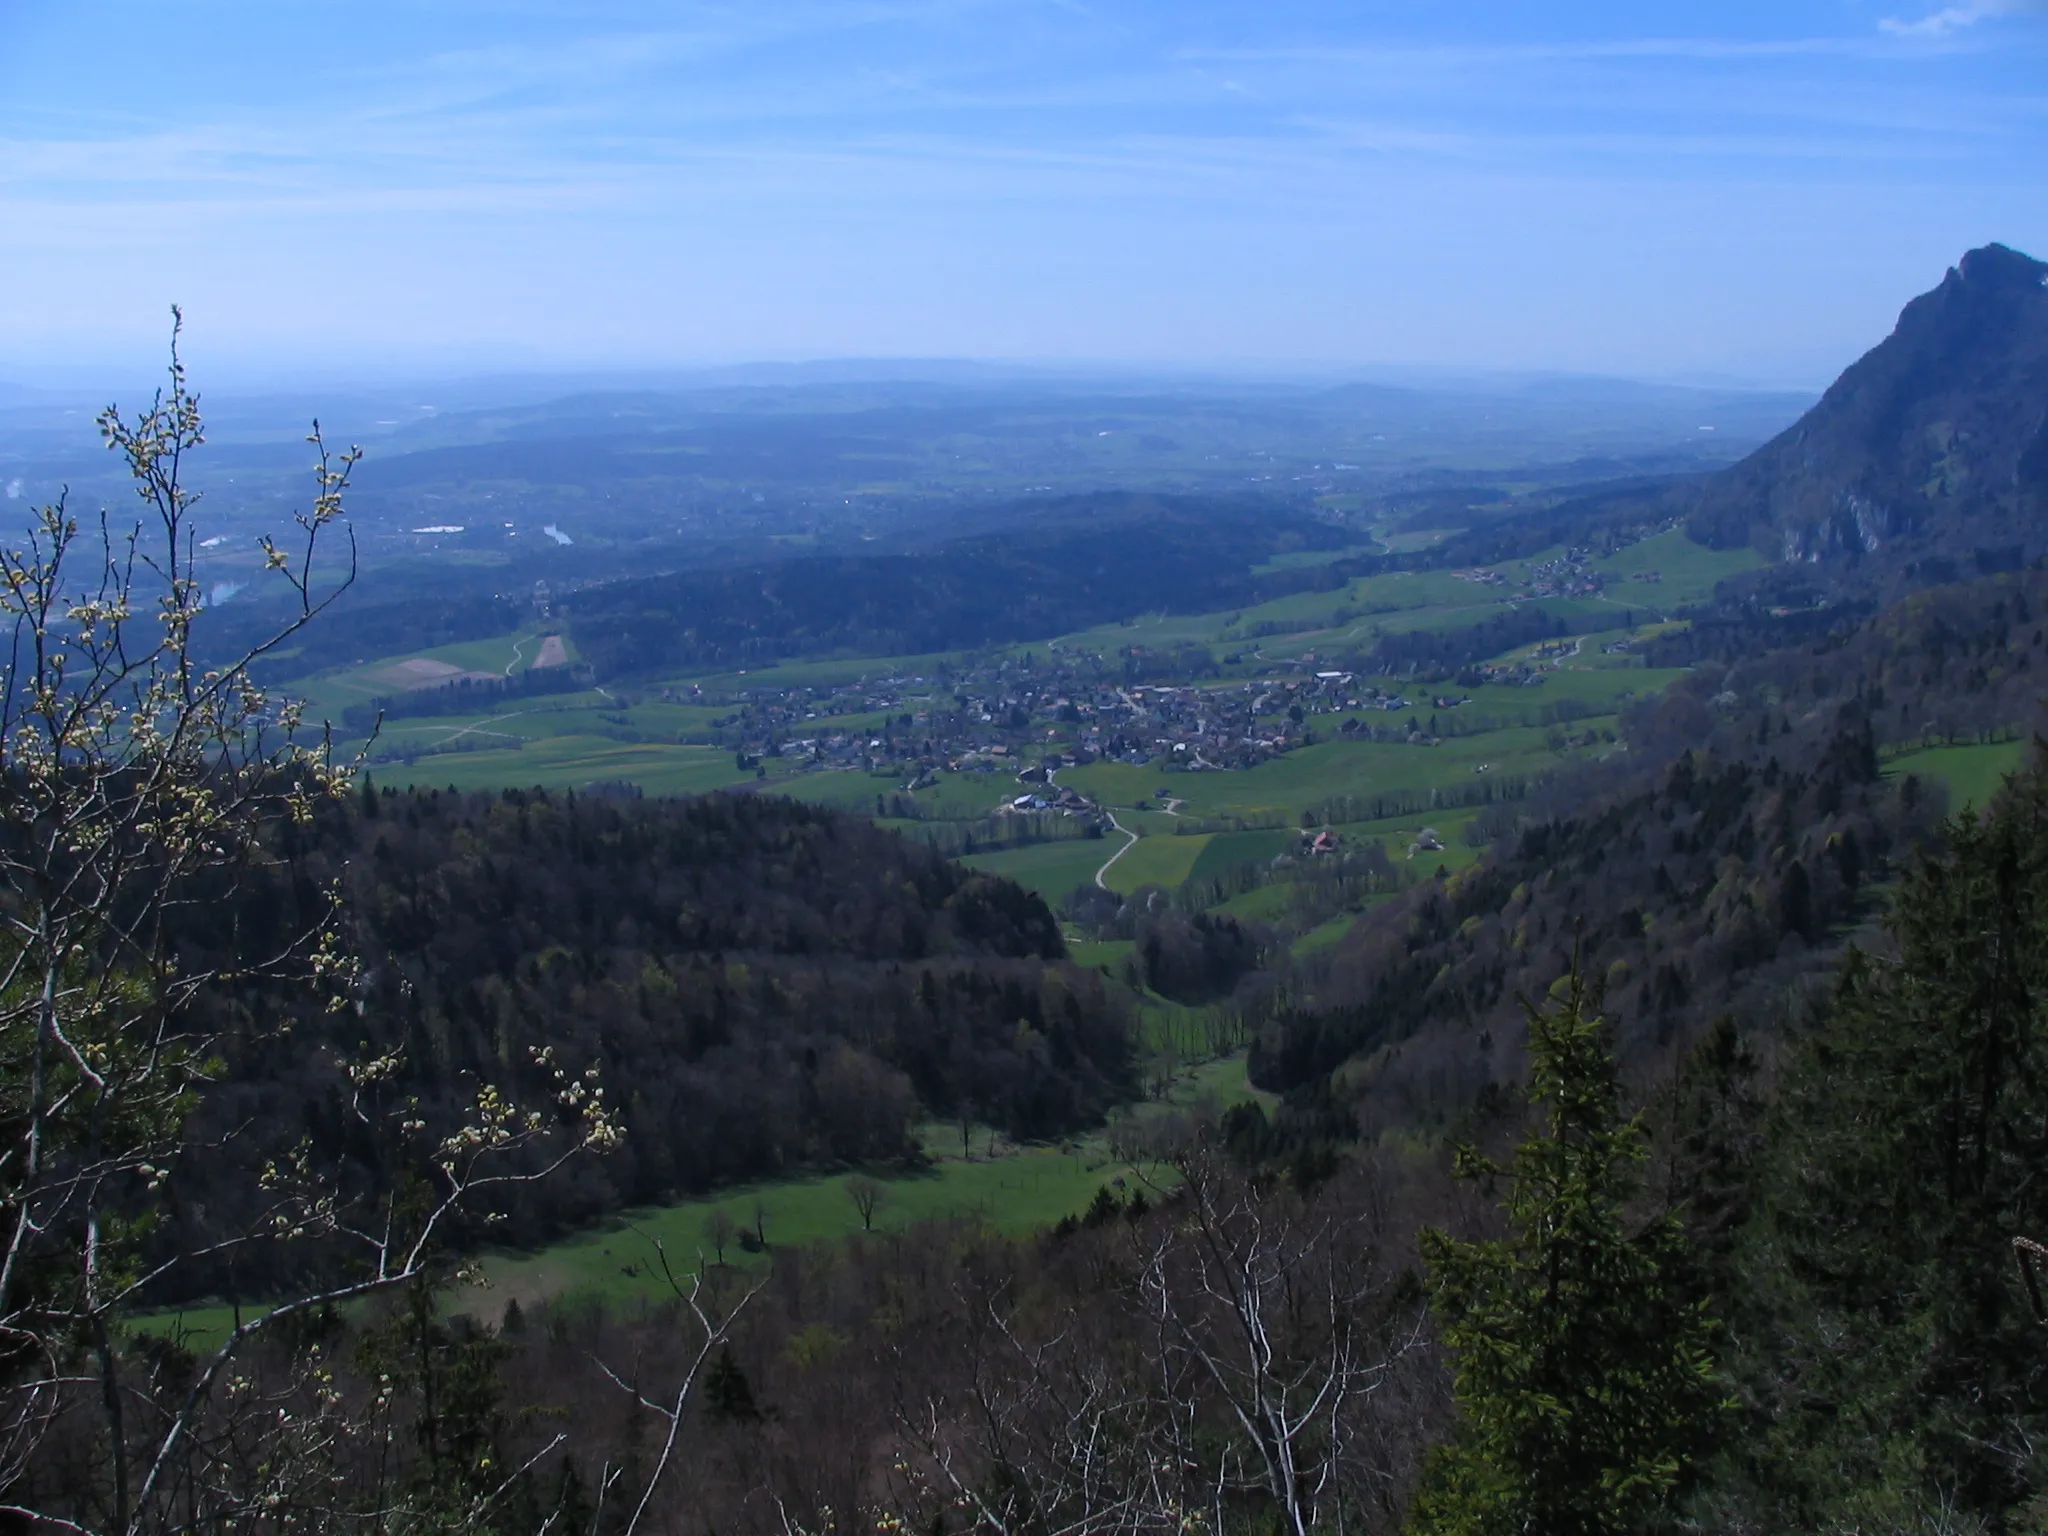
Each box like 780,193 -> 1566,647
1254,572 -> 2048,1135
159,788 -> 1133,1296
561,495 -> 1358,675
78,743 -> 2048,1534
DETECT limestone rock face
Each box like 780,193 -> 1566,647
1685,243 -> 2048,571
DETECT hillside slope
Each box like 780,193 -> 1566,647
163,788 -> 1134,1294
1686,242 -> 2048,568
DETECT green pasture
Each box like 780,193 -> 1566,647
1188,828 -> 1295,882
131,1045 -> 1269,1351
1062,724 -> 1591,825
960,839 -> 1108,902
353,697 -> 750,779
478,1152 -> 1114,1312
1115,806 -> 1183,834
1214,883 -> 1295,924
671,649 -> 965,695
775,771 -> 920,813
1886,737 -> 2032,813
382,737 -> 768,797
131,1147 -> 1118,1348
1378,528 -> 1456,554
1067,937 -> 1136,973
1592,528 -> 1762,604
1342,810 -> 1485,876
470,1054 -> 1265,1314
298,630 -> 575,715
1292,912 -> 1360,957
1043,610 -> 1232,655
1451,663 -> 1684,721
1251,544 -> 1380,574
1106,831 -> 1212,894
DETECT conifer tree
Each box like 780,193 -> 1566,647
1730,749 -> 2048,1528
1411,966 -> 1723,1536
703,1342 -> 762,1425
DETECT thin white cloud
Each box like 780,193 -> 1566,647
1184,37 -> 1882,67
1881,0 -> 2045,36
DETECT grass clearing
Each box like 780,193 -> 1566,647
1067,937 -> 1135,973
960,839 -> 1109,902
1106,832 -> 1212,893
1292,913 -> 1359,957
382,737 -> 763,796
1592,528 -> 1762,604
1886,738 -> 2031,812
467,1052 -> 1268,1315
1187,829 -> 1295,883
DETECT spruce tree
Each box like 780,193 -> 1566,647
1730,750 -> 2048,1528
1411,967 -> 1723,1536
703,1343 -> 762,1425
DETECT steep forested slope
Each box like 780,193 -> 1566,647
163,789 -> 1133,1291
1686,243 -> 2048,565
1258,574 -> 2048,1131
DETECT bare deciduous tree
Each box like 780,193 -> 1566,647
888,1137 -> 1430,1536
592,1235 -> 764,1536
0,320 -> 621,1534
844,1175 -> 885,1233
704,1206 -> 737,1266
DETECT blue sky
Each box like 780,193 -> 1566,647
0,0 -> 2043,384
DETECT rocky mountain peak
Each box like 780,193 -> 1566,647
1685,243 -> 2048,570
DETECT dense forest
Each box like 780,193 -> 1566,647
1254,571 -> 2048,1133
161,789 -> 1134,1296
33,749 -> 2048,1532
561,495 -> 1362,676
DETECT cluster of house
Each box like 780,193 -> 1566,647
1003,781 -> 1100,818
1522,548 -> 1606,598
1451,547 -> 1607,600
1461,660 -> 1552,687
707,635 -> 1539,789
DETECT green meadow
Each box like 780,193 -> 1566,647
134,1055 -> 1267,1344
1886,737 -> 2032,812
383,738 -> 765,796
960,838 -> 1110,902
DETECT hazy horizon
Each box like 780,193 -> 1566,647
3,1 -> 2044,384
0,352 -> 1835,408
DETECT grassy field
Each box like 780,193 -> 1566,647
1292,912 -> 1360,957
1106,831 -> 1213,893
671,649 -> 966,695
298,630 -> 577,715
1187,828 -> 1295,882
1067,937 -> 1136,974
382,738 -> 764,796
466,1052 -> 1266,1315
1060,723 -> 1604,825
1886,737 -> 2032,812
134,1053 -> 1267,1345
960,838 -> 1109,901
1593,527 -> 1763,604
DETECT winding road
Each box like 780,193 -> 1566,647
1093,809 -> 1140,891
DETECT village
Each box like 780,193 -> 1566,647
687,638 -> 1544,821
